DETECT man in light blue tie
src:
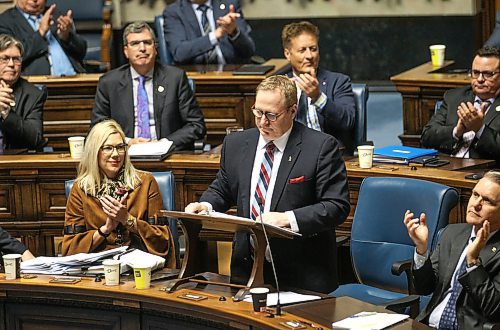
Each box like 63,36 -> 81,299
0,0 -> 87,75
404,170 -> 500,329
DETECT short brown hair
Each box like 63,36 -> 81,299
123,21 -> 157,46
282,21 -> 319,49
0,34 -> 23,56
256,75 -> 297,109
484,170 -> 500,185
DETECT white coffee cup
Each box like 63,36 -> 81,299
357,145 -> 375,169
102,259 -> 121,286
3,253 -> 22,280
68,136 -> 85,159
429,44 -> 446,67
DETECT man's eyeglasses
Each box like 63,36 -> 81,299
100,143 -> 128,155
127,39 -> 155,48
469,69 -> 499,79
251,107 -> 287,122
0,56 -> 22,65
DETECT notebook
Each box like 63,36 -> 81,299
373,145 -> 438,164
129,139 -> 173,161
232,64 -> 275,75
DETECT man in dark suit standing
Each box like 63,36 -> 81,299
281,21 -> 356,155
185,75 -> 350,293
0,0 -> 87,76
92,21 -> 206,150
404,170 -> 500,329
421,47 -> 500,162
162,0 -> 255,65
0,34 -> 45,150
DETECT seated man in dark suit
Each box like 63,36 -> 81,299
185,75 -> 350,293
421,47 -> 500,162
281,21 -> 356,154
0,34 -> 45,150
0,0 -> 87,76
0,226 -> 34,261
162,0 -> 255,65
92,21 -> 206,150
404,170 -> 500,329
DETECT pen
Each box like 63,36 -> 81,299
349,312 -> 377,318
116,248 -> 136,260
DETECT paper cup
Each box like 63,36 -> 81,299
249,287 -> 269,312
102,259 -> 121,286
357,145 -> 375,169
429,45 -> 446,67
133,264 -> 152,289
3,253 -> 22,280
68,136 -> 85,159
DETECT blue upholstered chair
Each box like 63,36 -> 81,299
154,15 -> 173,65
351,83 -> 369,152
65,171 -> 179,264
331,177 -> 459,317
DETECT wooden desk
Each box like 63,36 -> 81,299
25,59 -> 289,150
0,274 -> 430,329
0,152 -> 485,257
390,61 -> 469,147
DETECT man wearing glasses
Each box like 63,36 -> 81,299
92,21 -> 206,150
185,75 -> 350,293
0,34 -> 44,150
421,46 -> 500,162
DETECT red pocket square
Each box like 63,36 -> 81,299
289,176 -> 305,184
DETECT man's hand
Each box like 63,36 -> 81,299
467,220 -> 490,265
292,68 -> 321,102
0,80 -> 14,114
185,202 -> 209,214
457,101 -> 485,133
216,4 -> 240,38
258,212 -> 290,228
38,4 -> 56,38
56,9 -> 74,41
127,137 -> 150,146
403,210 -> 429,255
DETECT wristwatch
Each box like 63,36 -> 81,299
467,257 -> 482,268
126,214 -> 136,228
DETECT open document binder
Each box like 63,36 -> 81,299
128,139 -> 174,161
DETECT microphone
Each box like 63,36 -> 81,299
256,197 -> 282,316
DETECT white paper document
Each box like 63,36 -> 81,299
128,138 -> 173,156
243,291 -> 321,306
331,311 -> 409,330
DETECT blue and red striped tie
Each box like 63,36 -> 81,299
251,142 -> 276,220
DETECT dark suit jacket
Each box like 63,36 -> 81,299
162,0 -> 255,64
200,123 -> 350,293
412,223 -> 500,329
0,6 -> 87,75
0,226 -> 27,255
421,86 -> 500,162
1,78 -> 45,150
91,62 -> 206,150
285,68 -> 356,154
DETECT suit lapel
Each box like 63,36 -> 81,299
240,130 -> 259,217
153,65 -> 168,138
118,68 -> 135,137
442,227 -> 469,288
270,124 -> 302,210
484,97 -> 500,126
479,230 -> 500,266
182,0 -> 203,37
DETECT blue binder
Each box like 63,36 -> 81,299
374,145 -> 438,164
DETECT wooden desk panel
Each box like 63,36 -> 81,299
390,61 -> 470,147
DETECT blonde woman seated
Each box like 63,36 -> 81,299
62,120 -> 175,267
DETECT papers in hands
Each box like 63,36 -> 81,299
128,138 -> 173,156
331,311 -> 409,330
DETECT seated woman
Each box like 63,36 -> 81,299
62,120 -> 175,267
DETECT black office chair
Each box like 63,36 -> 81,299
352,83 -> 369,152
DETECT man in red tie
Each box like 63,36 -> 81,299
186,75 -> 350,293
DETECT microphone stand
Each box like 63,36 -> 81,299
257,197 -> 282,316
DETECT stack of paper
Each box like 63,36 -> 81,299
331,311 -> 409,330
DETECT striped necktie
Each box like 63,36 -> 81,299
250,142 -> 276,220
136,75 -> 151,139
197,4 -> 218,64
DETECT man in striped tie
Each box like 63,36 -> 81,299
404,170 -> 500,329
186,75 -> 350,293
422,46 -> 500,164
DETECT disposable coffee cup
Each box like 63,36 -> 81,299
249,287 -> 269,312
429,45 -> 446,67
68,136 -> 85,159
357,145 -> 375,169
133,263 -> 152,289
3,253 -> 22,280
102,259 -> 121,286
225,126 -> 244,135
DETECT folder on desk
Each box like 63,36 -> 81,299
373,145 -> 438,164
232,64 -> 275,75
129,139 -> 173,161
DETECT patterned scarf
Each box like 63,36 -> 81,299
96,170 -> 131,200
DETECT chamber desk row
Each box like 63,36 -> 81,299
0,152 -> 481,257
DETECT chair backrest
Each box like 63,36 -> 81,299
350,177 -> 458,293
434,100 -> 443,114
351,83 -> 369,150
154,15 -> 173,65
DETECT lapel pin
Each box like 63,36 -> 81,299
322,82 -> 326,86
220,3 -> 225,10
158,85 -> 165,93
493,247 -> 497,253
496,106 -> 500,112
288,156 -> 291,162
